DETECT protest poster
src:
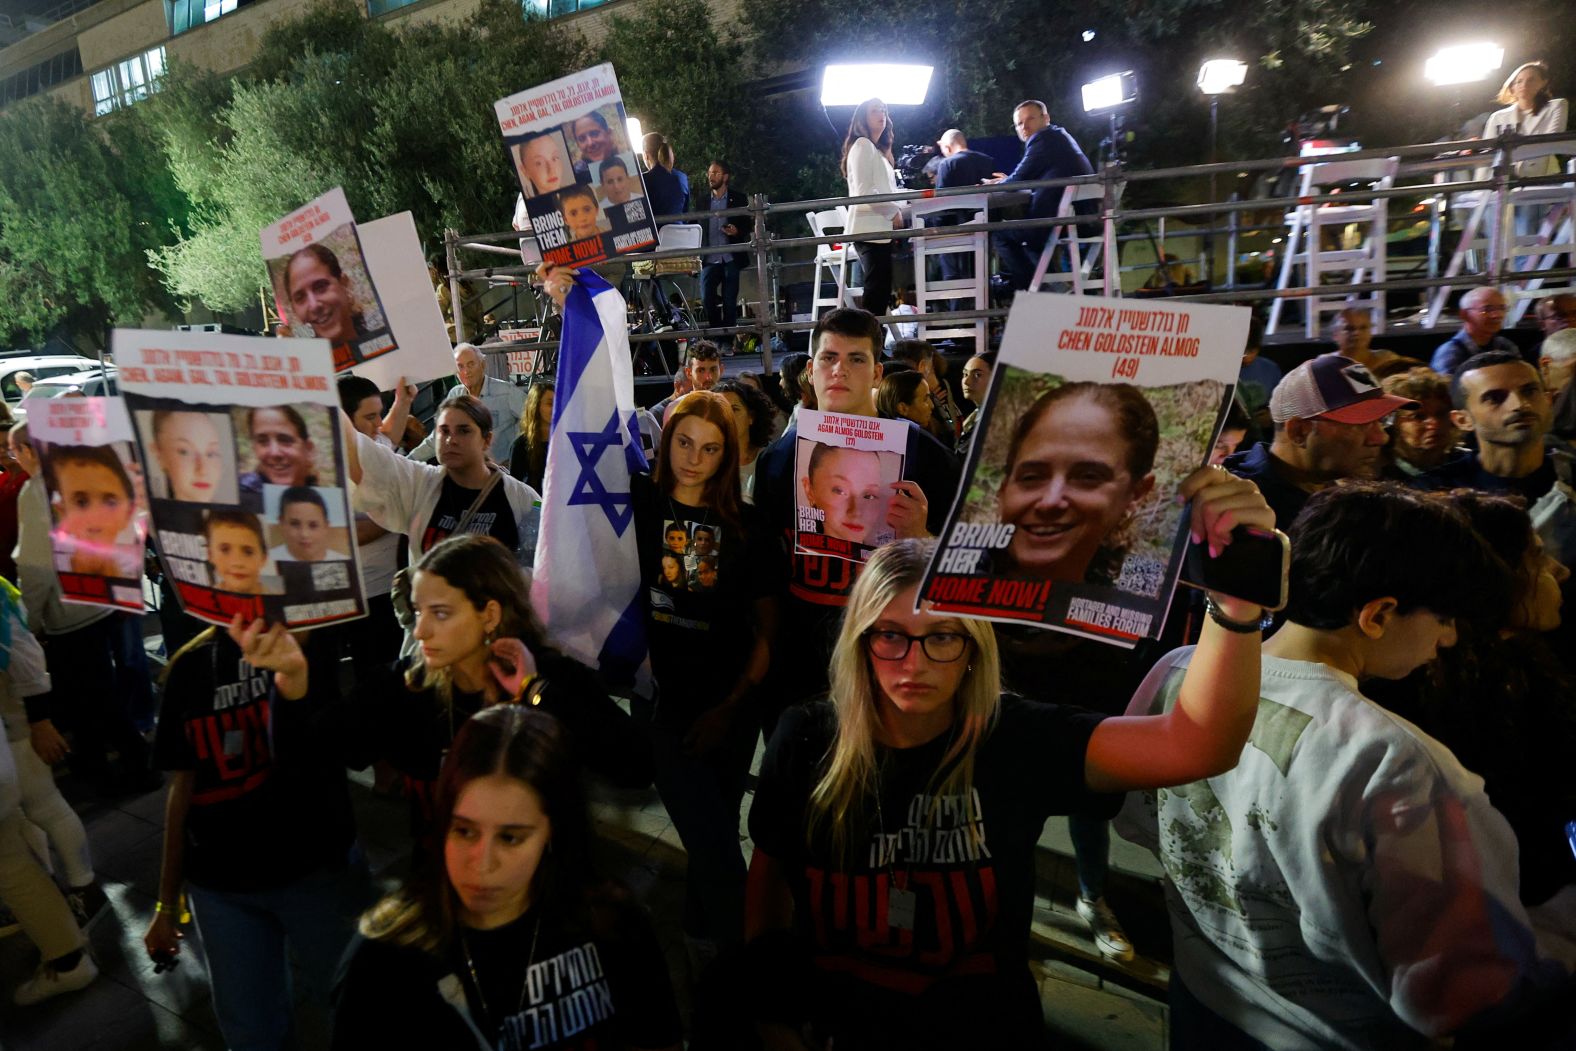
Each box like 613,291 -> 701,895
113,329 -> 366,630
29,397 -> 147,612
918,294 -> 1249,647
354,211 -> 459,389
261,187 -> 399,374
494,63 -> 658,269
793,409 -> 908,563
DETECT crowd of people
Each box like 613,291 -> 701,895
0,65 -> 1573,1051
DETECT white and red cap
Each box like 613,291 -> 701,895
1269,353 -> 1417,425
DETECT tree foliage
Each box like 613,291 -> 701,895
0,96 -> 181,348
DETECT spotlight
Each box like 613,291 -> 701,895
1081,71 -> 1137,113
1197,59 -> 1247,96
625,116 -> 643,145
819,64 -> 934,106
1424,43 -> 1503,86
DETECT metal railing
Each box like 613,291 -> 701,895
443,127 -> 1576,378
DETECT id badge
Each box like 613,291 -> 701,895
222,729 -> 244,757
887,886 -> 917,931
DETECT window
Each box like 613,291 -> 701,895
166,0 -> 252,35
0,48 -> 82,109
367,0 -> 421,15
89,46 -> 166,116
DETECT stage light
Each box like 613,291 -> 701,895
1197,59 -> 1248,96
819,64 -> 934,106
1081,71 -> 1137,113
626,116 -> 643,145
1081,29 -> 1096,42
1424,43 -> 1503,86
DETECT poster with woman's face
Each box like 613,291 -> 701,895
793,410 -> 907,563
917,294 -> 1249,647
262,187 -> 398,374
30,397 -> 148,612
114,328 -> 368,631
495,63 -> 658,268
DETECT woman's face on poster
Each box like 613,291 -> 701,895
155,412 -> 225,502
285,253 -> 356,344
519,135 -> 569,195
803,447 -> 887,544
249,408 -> 315,487
572,116 -> 615,163
998,394 -> 1154,582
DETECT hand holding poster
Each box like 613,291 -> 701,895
30,397 -> 147,612
919,295 -> 1249,646
794,410 -> 908,563
114,330 -> 366,630
495,63 -> 657,268
262,188 -> 398,373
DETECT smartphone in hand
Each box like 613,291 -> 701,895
1179,525 -> 1290,611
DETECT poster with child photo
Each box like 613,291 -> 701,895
30,396 -> 147,612
793,410 -> 908,563
114,329 -> 367,630
494,63 -> 658,268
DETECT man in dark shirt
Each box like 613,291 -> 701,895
1224,353 -> 1414,529
931,130 -> 1003,300
984,100 -> 1095,292
1430,287 -> 1526,374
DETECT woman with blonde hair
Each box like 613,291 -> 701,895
508,380 -> 554,490
741,465 -> 1275,1049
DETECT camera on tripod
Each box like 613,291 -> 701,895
894,143 -> 939,189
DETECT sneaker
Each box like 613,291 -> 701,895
67,883 -> 111,932
13,952 -> 98,1006
1075,896 -> 1135,962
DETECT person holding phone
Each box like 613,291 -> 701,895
739,462 -> 1274,1049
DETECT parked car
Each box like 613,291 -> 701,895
20,365 -> 119,404
0,354 -> 100,406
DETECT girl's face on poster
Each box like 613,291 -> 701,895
998,393 -> 1155,582
209,523 -> 265,593
446,774 -> 552,930
660,554 -> 683,585
669,415 -> 726,492
155,412 -> 225,502
55,459 -> 133,545
803,447 -> 886,544
520,136 -> 568,195
409,569 -> 497,673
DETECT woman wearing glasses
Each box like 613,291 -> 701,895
740,466 -> 1273,1050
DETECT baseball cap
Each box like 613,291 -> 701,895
1269,353 -> 1418,425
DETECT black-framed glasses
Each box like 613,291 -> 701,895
862,629 -> 971,663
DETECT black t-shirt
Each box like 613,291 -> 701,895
754,418 -> 960,702
152,631 -> 354,893
746,697 -> 1117,1044
333,893 -> 682,1051
631,474 -> 782,726
423,474 -> 520,554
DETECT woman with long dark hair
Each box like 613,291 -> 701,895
741,461 -> 1274,1049
839,98 -> 907,319
331,705 -> 682,1049
632,391 -> 779,957
713,378 -> 778,502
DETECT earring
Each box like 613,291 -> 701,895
485,632 -> 494,647
966,663 -> 974,673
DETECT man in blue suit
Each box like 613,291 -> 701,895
986,100 -> 1095,291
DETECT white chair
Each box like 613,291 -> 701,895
1029,182 -> 1119,295
909,193 -> 989,351
656,223 -> 702,251
808,207 -> 861,318
1266,158 -> 1397,337
1426,155 -> 1576,327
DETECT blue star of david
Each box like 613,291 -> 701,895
565,410 -> 634,536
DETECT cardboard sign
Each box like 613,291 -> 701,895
495,63 -> 657,268
793,410 -> 908,564
114,329 -> 366,630
261,187 -> 398,374
30,396 -> 147,612
918,294 -> 1249,647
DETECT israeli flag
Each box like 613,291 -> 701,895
530,271 -> 650,690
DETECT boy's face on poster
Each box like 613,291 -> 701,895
519,136 -> 569,195
562,193 -> 601,242
664,526 -> 688,554
56,459 -> 133,545
286,253 -> 356,344
250,409 -> 315,486
281,499 -> 330,561
693,528 -> 716,556
156,412 -> 225,502
601,165 -> 635,205
803,446 -> 886,544
209,522 -> 265,593
998,394 -> 1154,582
572,116 -> 615,163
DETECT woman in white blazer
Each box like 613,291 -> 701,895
839,98 -> 907,319
1484,62 -> 1568,262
